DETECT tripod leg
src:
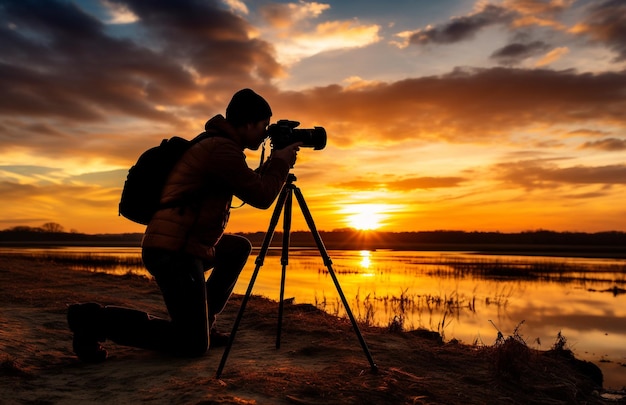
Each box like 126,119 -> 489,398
292,186 -> 378,372
276,187 -> 293,349
215,185 -> 288,379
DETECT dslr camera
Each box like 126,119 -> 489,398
267,120 -> 326,150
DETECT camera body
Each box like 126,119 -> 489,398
267,119 -> 327,150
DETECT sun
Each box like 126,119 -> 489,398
344,204 -> 389,230
347,212 -> 382,230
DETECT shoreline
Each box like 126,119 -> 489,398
2,241 -> 626,259
1,255 -> 624,404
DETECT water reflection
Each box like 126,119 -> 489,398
359,250 -> 372,269
2,247 -> 624,388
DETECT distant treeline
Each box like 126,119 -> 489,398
242,230 -> 626,254
1,227 -> 625,255
0,229 -> 144,246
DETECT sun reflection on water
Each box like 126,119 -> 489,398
359,250 -> 371,269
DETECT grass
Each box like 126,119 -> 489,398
313,284 -> 513,342
423,256 -> 626,284
310,254 -> 625,340
1,252 -> 148,277
37,252 -> 145,268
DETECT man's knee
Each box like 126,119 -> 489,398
227,234 -> 252,253
217,234 -> 252,258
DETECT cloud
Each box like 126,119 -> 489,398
0,180 -> 47,200
490,41 -> 551,65
504,0 -> 573,29
494,160 -> 626,189
396,0 -> 572,48
108,0 -> 283,80
259,1 -> 329,29
0,165 -> 62,185
496,0 -> 626,65
0,179 -> 121,215
0,0 -> 288,163
534,46 -> 570,66
0,0 -> 282,125
0,1 -> 194,124
570,0 -> 626,62
273,20 -> 380,65
101,0 -> 139,24
271,68 -> 626,146
503,0 -> 574,16
580,138 -> 626,152
257,1 -> 380,65
222,0 -> 249,16
403,4 -> 514,46
565,128 -> 611,137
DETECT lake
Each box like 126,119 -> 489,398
2,246 -> 625,389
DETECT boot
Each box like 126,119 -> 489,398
67,303 -> 108,363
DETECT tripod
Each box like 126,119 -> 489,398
216,174 -> 378,378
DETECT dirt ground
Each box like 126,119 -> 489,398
0,255 -> 623,404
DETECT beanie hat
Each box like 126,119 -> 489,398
226,88 -> 272,125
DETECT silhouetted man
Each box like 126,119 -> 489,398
68,89 -> 301,362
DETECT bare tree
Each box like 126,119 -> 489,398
41,222 -> 65,233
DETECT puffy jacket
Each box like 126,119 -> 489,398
142,115 -> 290,261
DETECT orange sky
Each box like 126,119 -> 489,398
1,0 -> 625,234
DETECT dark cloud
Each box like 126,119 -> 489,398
0,0 -> 191,123
407,4 -> 513,45
276,68 -> 626,145
113,0 -> 283,80
0,0 -> 281,127
0,180 -> 41,199
578,0 -> 626,62
580,138 -> 626,151
403,0 -> 576,48
490,41 -> 550,65
402,0 -> 626,65
566,128 -> 610,137
0,0 -> 289,165
495,160 -> 626,189
337,176 -> 465,191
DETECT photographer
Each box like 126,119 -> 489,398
68,89 -> 301,362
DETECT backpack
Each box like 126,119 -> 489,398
119,136 -> 202,225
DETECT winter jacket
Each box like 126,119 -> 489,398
142,115 -> 290,261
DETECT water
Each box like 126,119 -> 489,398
3,246 -> 625,389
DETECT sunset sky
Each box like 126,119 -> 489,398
1,0 -> 625,234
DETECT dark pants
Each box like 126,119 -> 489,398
102,234 -> 251,357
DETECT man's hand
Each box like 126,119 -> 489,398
272,142 -> 302,168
